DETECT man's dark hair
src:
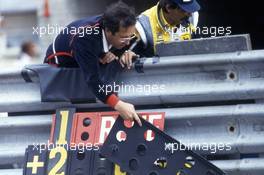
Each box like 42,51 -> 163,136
158,0 -> 179,13
102,1 -> 136,35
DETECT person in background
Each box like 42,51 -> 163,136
134,0 -> 201,56
18,41 -> 37,66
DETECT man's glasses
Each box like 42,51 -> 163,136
119,34 -> 137,43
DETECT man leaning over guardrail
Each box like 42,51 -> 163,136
43,1 -> 142,126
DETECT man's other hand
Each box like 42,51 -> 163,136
100,52 -> 118,64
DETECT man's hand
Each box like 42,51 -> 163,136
114,100 -> 142,127
100,52 -> 118,64
119,50 -> 138,69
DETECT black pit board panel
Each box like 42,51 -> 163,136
67,147 -> 114,175
23,145 -> 48,175
101,116 -> 226,175
23,145 -> 114,175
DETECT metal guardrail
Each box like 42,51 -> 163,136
213,158 -> 264,175
0,115 -> 51,165
1,104 -> 264,165
0,169 -> 23,175
1,49 -> 264,174
0,50 -> 264,113
121,50 -> 264,104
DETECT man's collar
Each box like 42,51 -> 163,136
102,29 -> 112,53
